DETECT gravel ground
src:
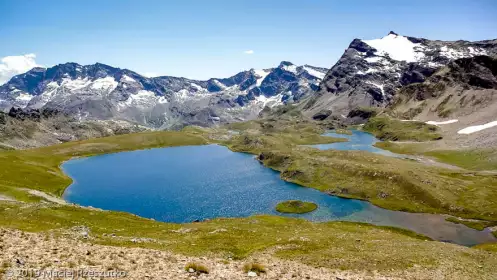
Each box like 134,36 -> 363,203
0,228 -> 420,280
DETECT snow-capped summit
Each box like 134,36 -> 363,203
362,33 -> 428,63
302,32 -> 497,118
0,61 -> 328,128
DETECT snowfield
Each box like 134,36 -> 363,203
362,33 -> 426,62
458,121 -> 497,134
426,120 -> 459,125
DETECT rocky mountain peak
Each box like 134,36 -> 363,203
279,61 -> 294,67
302,33 -> 497,119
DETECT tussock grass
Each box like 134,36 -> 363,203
185,262 -> 209,274
243,262 -> 266,274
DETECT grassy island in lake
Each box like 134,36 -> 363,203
276,200 -> 318,214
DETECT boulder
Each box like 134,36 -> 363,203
312,109 -> 332,121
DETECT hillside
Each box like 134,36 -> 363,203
389,55 -> 497,148
0,107 -> 146,149
302,32 -> 497,120
0,125 -> 496,279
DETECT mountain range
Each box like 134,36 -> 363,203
0,61 -> 327,129
1,31 -> 496,136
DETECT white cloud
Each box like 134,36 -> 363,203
244,50 -> 254,55
0,53 -> 42,85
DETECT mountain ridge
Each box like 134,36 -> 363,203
0,61 -> 328,129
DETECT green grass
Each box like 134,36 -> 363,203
226,121 -> 497,222
445,217 -> 497,231
374,141 -> 429,155
2,201 -> 497,276
363,116 -> 442,141
426,149 -> 497,171
375,142 -> 497,171
474,243 -> 497,253
0,119 -> 496,277
276,200 -> 318,214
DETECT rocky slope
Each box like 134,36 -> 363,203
302,32 -> 497,119
0,107 -> 147,149
387,55 -> 497,148
0,62 -> 327,129
1,228 -> 386,280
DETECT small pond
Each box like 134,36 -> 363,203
311,129 -> 403,157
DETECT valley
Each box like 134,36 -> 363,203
0,20 -> 497,279
1,113 -> 497,278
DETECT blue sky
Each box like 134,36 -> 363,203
1,0 -> 496,80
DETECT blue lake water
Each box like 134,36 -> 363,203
311,129 -> 402,157
62,136 -> 496,246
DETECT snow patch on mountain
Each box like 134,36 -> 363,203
458,121 -> 497,134
255,93 -> 284,108
426,120 -> 459,125
91,77 -> 118,91
357,68 -> 379,75
212,79 -> 226,89
61,77 -> 91,91
254,69 -> 270,86
303,66 -> 325,79
282,64 -> 298,74
362,33 -> 426,62
468,47 -> 487,55
16,93 -> 33,102
119,90 -> 163,109
121,75 -> 136,83
365,81 -> 385,97
190,83 -> 203,91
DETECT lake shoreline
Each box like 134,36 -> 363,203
62,143 -> 496,246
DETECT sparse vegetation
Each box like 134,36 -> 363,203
185,262 -> 209,274
276,200 -> 317,214
243,262 -> 266,275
